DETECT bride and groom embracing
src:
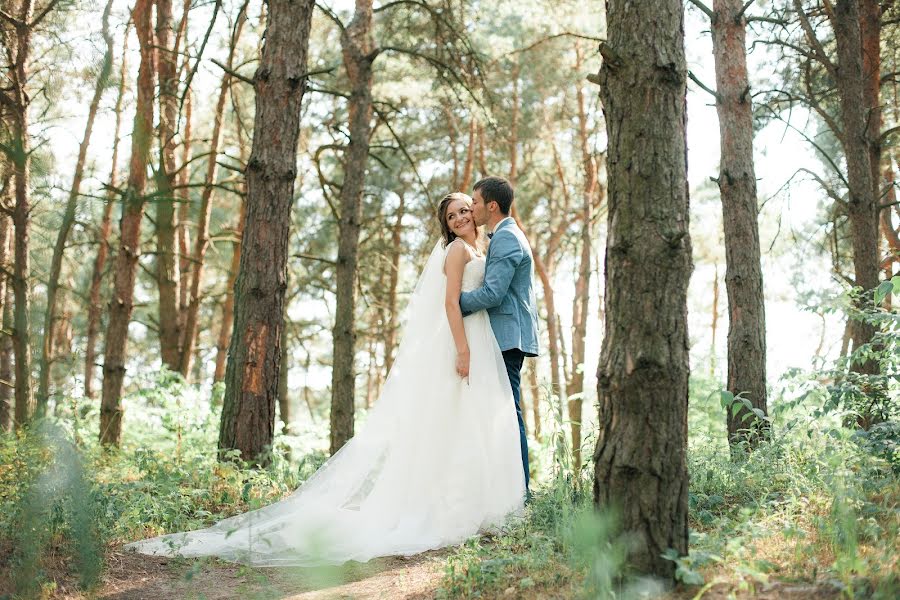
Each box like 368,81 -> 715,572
127,176 -> 541,567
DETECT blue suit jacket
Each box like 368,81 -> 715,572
460,218 -> 540,357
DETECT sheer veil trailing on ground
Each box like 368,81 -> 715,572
125,240 -> 526,566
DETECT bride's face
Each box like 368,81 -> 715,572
445,198 -> 476,238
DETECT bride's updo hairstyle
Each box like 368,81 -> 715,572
437,192 -> 478,248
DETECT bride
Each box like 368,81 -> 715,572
126,192 -> 527,566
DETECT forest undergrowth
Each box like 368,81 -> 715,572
0,301 -> 898,599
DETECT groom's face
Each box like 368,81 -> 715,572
471,189 -> 490,226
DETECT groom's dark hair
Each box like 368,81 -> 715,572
473,177 -> 514,215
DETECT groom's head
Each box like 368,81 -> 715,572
472,176 -> 514,227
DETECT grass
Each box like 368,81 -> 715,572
0,348 -> 898,598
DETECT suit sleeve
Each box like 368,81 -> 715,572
460,232 -> 523,314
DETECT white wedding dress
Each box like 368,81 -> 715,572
126,240 -> 526,566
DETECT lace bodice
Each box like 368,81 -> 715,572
462,256 -> 486,292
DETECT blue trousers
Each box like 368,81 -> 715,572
502,349 -> 529,493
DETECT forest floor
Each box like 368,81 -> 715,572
14,547 -> 850,600
48,548 -> 450,599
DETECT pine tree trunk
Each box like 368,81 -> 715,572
568,43 -> 598,471
711,0 -> 769,447
218,0 -> 315,465
9,0 -> 36,427
175,0 -> 193,325
460,118 -> 476,191
155,0 -> 183,371
38,0 -> 115,410
593,0 -> 691,579
330,0 -> 376,455
0,180 -> 10,432
834,0 -> 880,381
181,4 -> 247,378
100,0 -> 156,446
85,24 -> 129,401
383,193 -> 404,374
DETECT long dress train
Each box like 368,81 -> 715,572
125,240 -> 526,566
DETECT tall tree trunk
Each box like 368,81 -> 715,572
711,0 -> 768,446
38,0 -> 116,410
593,0 -> 691,579
180,3 -> 248,377
86,26 -> 128,400
100,0 -> 157,446
834,0 -> 880,381
330,0 -> 376,455
8,0 -> 36,427
155,0 -> 183,370
383,193 -> 404,374
175,0 -> 192,324
0,181 -> 10,431
459,118 -> 476,191
177,90 -> 193,328
218,0 -> 315,465
567,43 -> 598,472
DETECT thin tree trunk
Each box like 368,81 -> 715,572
177,89 -> 193,327
834,1 -> 880,383
176,0 -> 192,322
86,26 -> 128,400
459,118 -> 476,191
383,193 -> 404,374
218,0 -> 315,465
330,0 -> 376,455
567,43 -> 598,472
38,0 -> 116,410
528,362 -> 541,442
155,0 -> 183,370
180,2 -> 248,377
477,122 -> 487,178
711,0 -> 768,446
0,182 -> 10,431
593,0 -> 691,579
100,0 -> 156,446
8,0 -> 36,427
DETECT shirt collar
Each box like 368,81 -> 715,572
492,216 -> 512,234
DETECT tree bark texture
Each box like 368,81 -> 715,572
711,0 -> 769,446
7,0 -> 36,427
100,0 -> 156,446
218,0 -> 315,465
330,0 -> 375,456
0,181 -> 10,431
834,0 -> 880,377
593,0 -> 691,579
155,0 -> 183,370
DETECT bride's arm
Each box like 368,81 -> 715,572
444,241 -> 471,379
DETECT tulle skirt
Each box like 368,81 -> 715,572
125,310 -> 526,566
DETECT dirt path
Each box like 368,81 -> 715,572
89,549 -> 450,600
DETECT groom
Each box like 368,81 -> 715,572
460,176 -> 540,495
